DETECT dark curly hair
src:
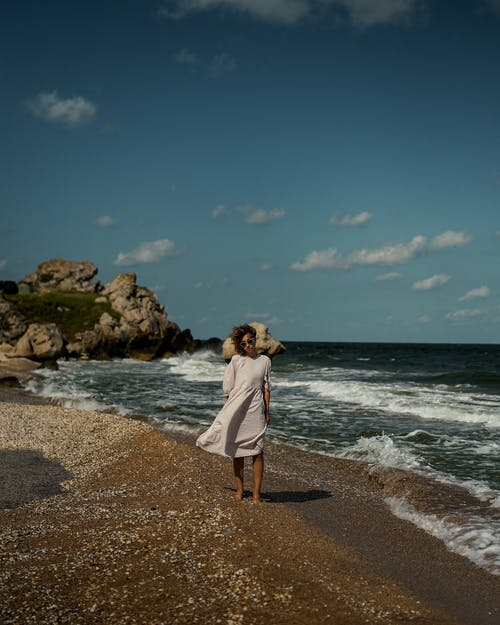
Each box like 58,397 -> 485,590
231,324 -> 257,356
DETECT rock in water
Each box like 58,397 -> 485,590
222,322 -> 286,361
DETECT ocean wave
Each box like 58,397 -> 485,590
280,376 -> 500,427
337,434 -> 425,471
162,350 -> 225,383
386,497 -> 500,576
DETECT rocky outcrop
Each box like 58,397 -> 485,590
19,259 -> 100,293
0,296 -> 28,347
222,322 -> 286,361
67,272 -> 195,360
14,323 -> 66,361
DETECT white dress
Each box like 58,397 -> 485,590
196,354 -> 271,458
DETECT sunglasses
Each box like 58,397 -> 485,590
240,337 -> 256,348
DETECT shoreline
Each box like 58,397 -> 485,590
1,388 -> 499,624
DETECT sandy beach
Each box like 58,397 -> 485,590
1,391 -> 499,625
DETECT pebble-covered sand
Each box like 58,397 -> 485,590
0,399 -> 491,625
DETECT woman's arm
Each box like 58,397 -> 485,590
222,358 -> 236,397
263,390 -> 270,425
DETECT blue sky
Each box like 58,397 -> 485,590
1,0 -> 500,343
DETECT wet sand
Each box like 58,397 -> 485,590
1,392 -> 499,625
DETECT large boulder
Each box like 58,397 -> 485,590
0,295 -> 28,346
19,258 -> 100,293
222,322 -> 286,361
14,323 -> 66,361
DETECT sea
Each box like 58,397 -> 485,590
24,341 -> 500,577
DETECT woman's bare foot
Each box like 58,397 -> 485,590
235,490 -> 244,501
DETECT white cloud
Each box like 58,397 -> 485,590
27,91 -> 96,127
417,314 -> 431,323
459,286 -> 490,301
376,271 -> 402,281
446,309 -> 483,321
212,204 -> 228,219
174,48 -> 236,77
412,274 -> 450,291
159,0 -> 311,24
174,48 -> 198,65
238,205 -> 286,224
208,52 -> 237,76
113,239 -> 179,266
485,0 -> 500,17
291,230 -> 471,272
333,0 -> 417,28
0,259 -> 7,271
291,247 -> 341,271
427,230 -> 471,251
260,263 -> 273,271
96,215 -> 116,227
329,211 -> 372,226
246,311 -> 281,325
158,0 -> 418,27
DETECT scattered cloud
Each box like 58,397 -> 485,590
96,215 -> 116,227
158,0 -> 419,27
26,91 -> 96,127
446,308 -> 483,321
412,274 -> 450,291
291,230 -> 470,271
208,52 -> 237,76
333,0 -> 418,28
417,314 -> 431,323
174,48 -> 236,76
485,0 -> 500,18
0,259 -> 7,271
237,205 -> 286,225
329,211 -> 372,227
212,204 -> 228,219
113,239 -> 179,266
158,0 -> 311,24
376,271 -> 402,281
194,282 -> 204,289
260,263 -> 273,271
427,230 -> 471,251
458,286 -> 490,301
246,311 -> 281,325
174,48 -> 198,65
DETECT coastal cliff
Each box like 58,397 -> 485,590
0,259 -> 198,362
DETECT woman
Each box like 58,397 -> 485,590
196,324 -> 271,503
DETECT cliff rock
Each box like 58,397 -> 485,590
222,322 -> 286,361
19,258 -> 100,293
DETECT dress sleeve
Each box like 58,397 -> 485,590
222,357 -> 236,396
263,357 -> 271,392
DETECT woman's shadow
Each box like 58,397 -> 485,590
0,449 -> 73,509
226,488 -> 332,503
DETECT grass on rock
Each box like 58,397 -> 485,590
6,292 -> 121,341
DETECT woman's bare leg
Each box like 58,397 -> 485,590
252,453 -> 264,502
233,457 -> 244,500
